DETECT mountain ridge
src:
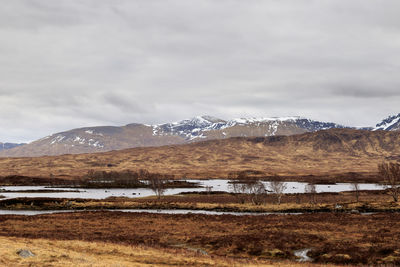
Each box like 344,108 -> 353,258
0,142 -> 25,152
373,113 -> 400,131
0,115 -> 348,157
1,113 -> 398,157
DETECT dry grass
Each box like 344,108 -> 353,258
0,236 -> 327,266
1,211 -> 400,265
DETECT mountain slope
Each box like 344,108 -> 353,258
0,142 -> 25,152
0,124 -> 185,157
0,129 -> 399,179
0,116 -> 347,157
374,113 -> 400,131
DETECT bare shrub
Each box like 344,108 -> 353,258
305,184 -> 317,204
230,182 -> 249,204
378,162 -> 400,202
351,183 -> 360,202
245,180 -> 267,205
229,180 -> 266,205
205,186 -> 212,194
268,181 -> 287,205
149,174 -> 167,200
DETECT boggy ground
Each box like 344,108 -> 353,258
0,211 -> 399,265
2,190 -> 400,213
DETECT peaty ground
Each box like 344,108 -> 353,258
0,235 -> 334,267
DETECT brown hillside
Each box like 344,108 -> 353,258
0,129 -> 399,180
0,116 -> 347,157
0,124 -> 185,157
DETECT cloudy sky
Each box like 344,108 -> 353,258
1,0 -> 400,142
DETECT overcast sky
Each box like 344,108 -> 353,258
1,0 -> 400,142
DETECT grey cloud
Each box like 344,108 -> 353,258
330,86 -> 400,98
0,0 -> 400,142
102,92 -> 151,114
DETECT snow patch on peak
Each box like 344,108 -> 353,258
374,113 -> 400,131
200,115 -> 225,123
84,129 -> 103,136
150,115 -> 344,140
38,135 -> 51,142
151,115 -> 226,140
50,135 -> 65,145
228,116 -> 304,125
73,136 -> 86,144
88,138 -> 104,148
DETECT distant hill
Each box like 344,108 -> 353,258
0,116 -> 347,157
0,128 -> 399,180
0,142 -> 25,152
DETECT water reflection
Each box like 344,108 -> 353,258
0,180 -> 385,200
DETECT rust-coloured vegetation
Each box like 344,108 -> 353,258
0,211 -> 399,265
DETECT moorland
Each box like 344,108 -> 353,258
0,211 -> 399,265
1,129 -> 400,266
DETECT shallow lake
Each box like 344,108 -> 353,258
0,209 -> 377,216
0,179 -> 385,200
0,209 -> 300,216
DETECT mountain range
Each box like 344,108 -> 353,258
0,113 -> 399,157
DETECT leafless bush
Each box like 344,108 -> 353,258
268,181 -> 287,205
149,175 -> 167,200
246,180 -> 267,205
305,184 -> 317,204
378,162 -> 400,202
229,180 -> 266,205
205,186 -> 213,194
230,182 -> 249,204
351,183 -> 360,202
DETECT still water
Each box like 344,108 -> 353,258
0,180 -> 385,200
0,209 -> 301,216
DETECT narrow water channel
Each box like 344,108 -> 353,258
0,209 -> 301,216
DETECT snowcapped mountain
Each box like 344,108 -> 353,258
373,113 -> 400,131
152,116 -> 227,140
152,116 -> 347,141
0,115 -> 349,157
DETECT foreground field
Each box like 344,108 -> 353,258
0,236 -> 296,266
0,211 -> 399,265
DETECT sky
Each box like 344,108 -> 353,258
1,0 -> 400,142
